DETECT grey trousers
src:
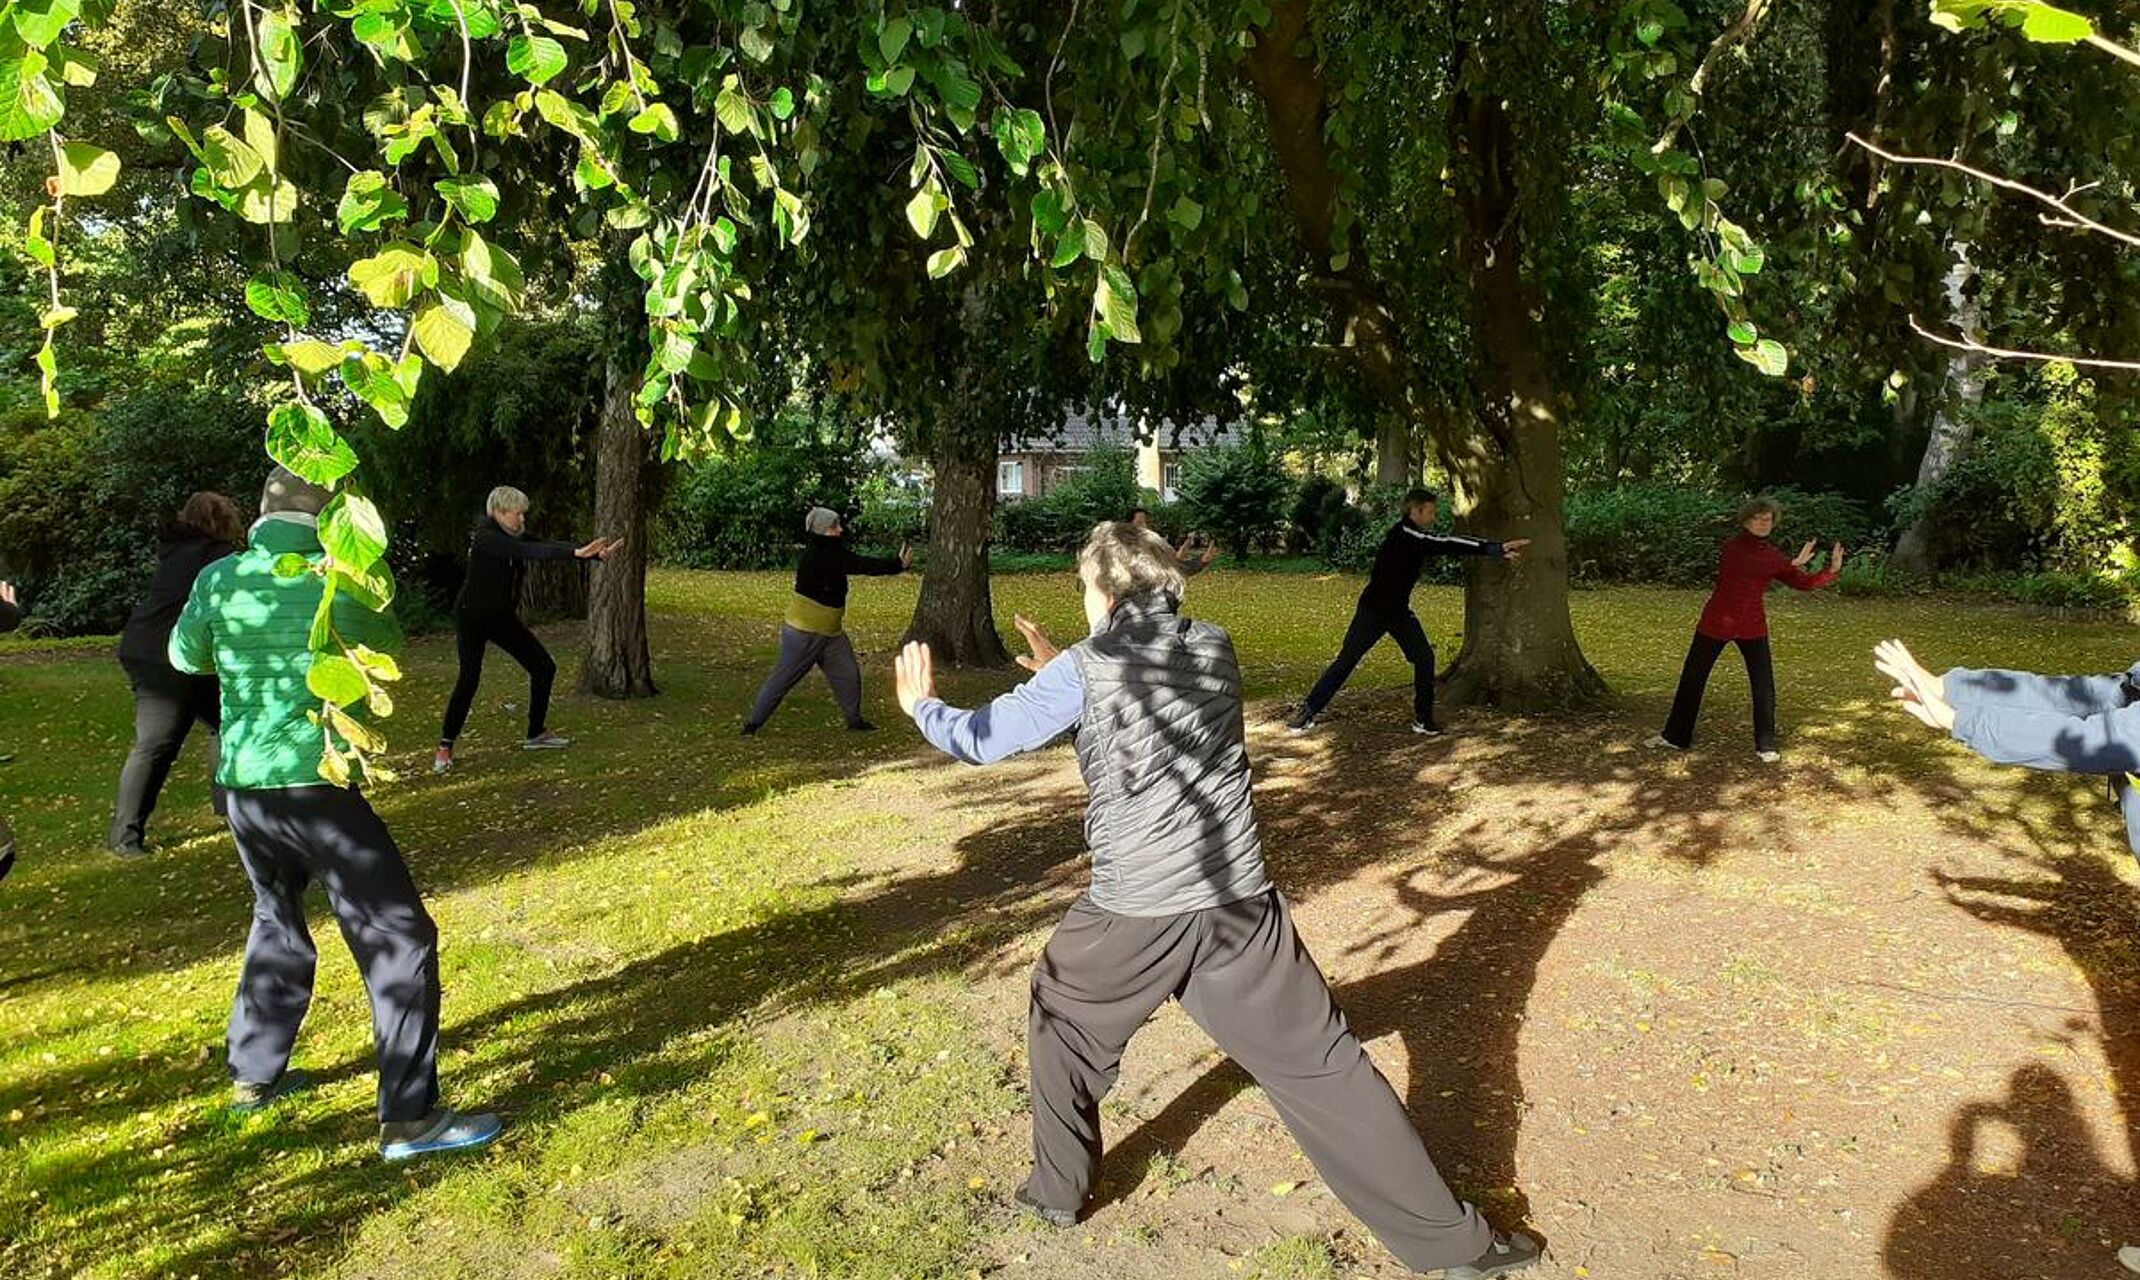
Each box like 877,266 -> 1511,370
745,625 -> 865,728
225,786 -> 441,1123
1026,890 -> 1493,1272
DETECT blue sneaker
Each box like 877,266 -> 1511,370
379,1107 -> 504,1162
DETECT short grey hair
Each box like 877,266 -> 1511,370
1078,521 -> 1186,600
486,485 -> 530,515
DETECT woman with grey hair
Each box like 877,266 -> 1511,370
434,485 -> 620,773
1649,495 -> 1843,762
740,506 -> 909,736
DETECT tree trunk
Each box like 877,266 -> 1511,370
581,355 -> 660,698
903,425 -> 1011,666
521,558 -> 589,625
1439,57 -> 1605,710
1892,240 -> 1984,574
1374,414 -> 1415,486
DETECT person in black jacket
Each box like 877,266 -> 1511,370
1289,488 -> 1529,738
1,579 -> 17,882
108,491 -> 244,857
741,506 -> 910,736
434,486 -> 619,773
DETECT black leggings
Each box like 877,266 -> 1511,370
111,661 -> 222,848
440,611 -> 555,743
1661,632 -> 1778,753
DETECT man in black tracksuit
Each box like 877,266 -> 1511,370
1291,488 -> 1529,737
434,486 -> 618,772
741,506 -> 909,735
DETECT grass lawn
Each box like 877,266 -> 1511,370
3,567 -> 2138,1278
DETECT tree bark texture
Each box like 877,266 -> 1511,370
1439,57 -> 1605,709
581,354 -> 660,698
1892,240 -> 1984,574
904,424 -> 1011,666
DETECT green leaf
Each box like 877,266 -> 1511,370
1726,319 -> 1758,345
1166,194 -> 1203,230
534,88 -> 599,141
1096,264 -> 1141,344
460,228 -> 527,314
12,0 -> 81,50
1082,219 -> 1110,262
319,491 -> 388,572
770,86 -> 796,120
336,171 -> 408,234
254,7 -> 303,101
265,401 -> 359,487
201,125 -> 264,189
0,49 -> 63,141
411,294 -> 478,371
275,339 -> 346,376
246,271 -> 311,327
339,352 -> 414,429
1049,228 -> 1083,269
348,243 -> 432,308
56,139 -> 119,197
905,185 -> 942,240
2019,2 -> 2093,43
715,81 -> 756,135
1733,337 -> 1789,377
941,150 -> 979,190
884,64 -> 915,96
436,175 -> 500,223
23,206 -> 52,268
880,15 -> 912,62
350,644 -> 402,681
1731,245 -> 1766,276
926,246 -> 964,277
656,325 -> 698,375
628,102 -> 680,141
53,43 -> 96,86
306,653 -> 370,708
506,33 -> 569,85
739,24 -> 775,62
39,304 -> 73,329
272,552 -> 312,579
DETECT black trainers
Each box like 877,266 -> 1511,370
1286,709 -> 1319,735
1411,721 -> 1445,738
740,722 -> 761,738
1012,1185 -> 1077,1228
108,839 -> 148,860
847,719 -> 879,733
1446,1231 -> 1542,1278
230,1068 -> 314,1114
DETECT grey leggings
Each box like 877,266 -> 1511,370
744,625 -> 865,729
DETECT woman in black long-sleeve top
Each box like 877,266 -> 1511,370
109,491 -> 243,856
434,485 -> 618,773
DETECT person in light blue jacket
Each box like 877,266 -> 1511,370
1877,638 -> 2140,857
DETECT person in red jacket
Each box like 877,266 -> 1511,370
1648,496 -> 1843,762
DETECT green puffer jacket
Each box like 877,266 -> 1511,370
170,513 -> 403,790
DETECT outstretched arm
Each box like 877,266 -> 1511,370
898,641 -> 1084,765
1952,701 -> 2140,775
1773,542 -> 1842,592
473,525 -> 610,562
842,544 -> 910,576
1944,667 -> 2129,717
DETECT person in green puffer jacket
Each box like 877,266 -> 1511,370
170,467 -> 503,1162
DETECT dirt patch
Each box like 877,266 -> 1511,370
823,694 -> 2140,1279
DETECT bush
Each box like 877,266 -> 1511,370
1561,483 -> 1874,586
1290,475 -> 1364,559
854,473 -> 929,549
657,405 -> 878,569
0,386 -> 266,635
992,445 -> 1141,554
1176,436 -> 1293,559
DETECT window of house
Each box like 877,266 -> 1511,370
998,460 -> 1025,496
1162,461 -> 1182,500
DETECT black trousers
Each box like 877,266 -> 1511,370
225,786 -> 441,1123
1660,631 -> 1778,752
744,625 -> 866,728
440,610 -> 555,743
111,659 -> 223,848
1026,891 -> 1493,1271
1302,604 -> 1437,727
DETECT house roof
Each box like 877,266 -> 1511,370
1005,407 -> 1246,454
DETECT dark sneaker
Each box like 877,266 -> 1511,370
1644,734 -> 1685,751
1446,1231 -> 1542,1278
379,1107 -> 504,1162
230,1068 -> 313,1113
108,839 -> 148,860
522,730 -> 572,751
1013,1185 -> 1077,1228
1411,722 -> 1445,738
740,722 -> 761,738
1286,710 -> 1319,735
847,719 -> 878,733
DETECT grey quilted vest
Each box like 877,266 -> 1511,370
1068,592 -> 1272,916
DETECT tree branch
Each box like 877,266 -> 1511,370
1847,132 -> 2140,249
1653,0 -> 1774,154
2088,32 -> 2140,70
1909,315 -> 2140,371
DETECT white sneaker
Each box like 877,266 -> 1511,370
1286,712 -> 1318,736
1645,734 -> 1684,751
1756,750 -> 1781,764
523,730 -> 572,750
1411,722 -> 1444,738
432,747 -> 453,774
2116,1243 -> 2140,1274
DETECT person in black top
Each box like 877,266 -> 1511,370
1289,488 -> 1529,737
434,486 -> 619,773
741,506 -> 910,735
108,491 -> 244,857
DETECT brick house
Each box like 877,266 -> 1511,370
996,409 -> 1244,502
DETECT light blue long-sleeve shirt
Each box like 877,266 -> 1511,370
913,653 -> 1086,765
1943,665 -> 2140,774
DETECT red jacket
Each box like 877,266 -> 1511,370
1696,532 -> 1837,641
